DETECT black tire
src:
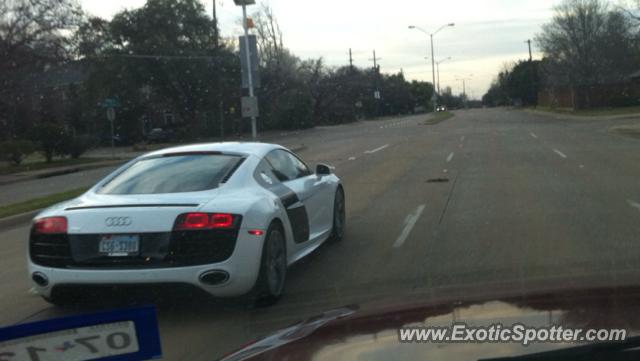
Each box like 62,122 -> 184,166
250,223 -> 287,307
328,187 -> 346,243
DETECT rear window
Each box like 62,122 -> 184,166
98,154 -> 243,195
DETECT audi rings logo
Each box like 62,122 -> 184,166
105,217 -> 132,227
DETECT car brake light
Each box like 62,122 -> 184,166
211,214 -> 233,228
174,213 -> 237,230
248,230 -> 264,236
33,217 -> 68,234
180,213 -> 210,229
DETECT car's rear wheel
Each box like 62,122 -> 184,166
251,223 -> 287,307
328,187 -> 346,242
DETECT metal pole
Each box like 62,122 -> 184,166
109,115 -> 115,159
430,34 -> 437,112
242,5 -> 257,139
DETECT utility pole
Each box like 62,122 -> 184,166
349,48 -> 354,72
369,50 -> 381,71
456,76 -> 472,108
369,50 -> 382,117
526,39 -> 532,62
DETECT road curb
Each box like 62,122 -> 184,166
290,144 -> 307,153
0,210 -> 39,231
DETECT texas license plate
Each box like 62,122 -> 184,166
99,235 -> 139,256
0,321 -> 139,361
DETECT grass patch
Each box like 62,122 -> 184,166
424,111 -> 454,125
0,157 -> 112,176
0,188 -> 88,219
535,106 -> 640,117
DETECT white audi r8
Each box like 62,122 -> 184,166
28,143 -> 345,306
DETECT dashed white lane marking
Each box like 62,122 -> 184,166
460,136 -> 465,142
364,144 -> 389,154
28,287 -> 39,295
628,200 -> 640,211
553,149 -> 567,159
579,164 -> 585,169
530,132 -> 538,139
348,157 -> 356,161
393,204 -> 426,248
446,152 -> 455,162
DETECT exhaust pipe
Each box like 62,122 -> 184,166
32,272 -> 49,287
199,270 -> 230,286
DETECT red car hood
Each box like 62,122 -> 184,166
220,279 -> 640,361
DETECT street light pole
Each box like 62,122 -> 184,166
430,34 -> 436,112
409,23 -> 454,113
242,5 -> 257,139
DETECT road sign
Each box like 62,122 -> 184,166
106,107 -> 116,122
239,35 -> 260,89
241,96 -> 259,118
102,98 -> 121,108
374,91 -> 381,100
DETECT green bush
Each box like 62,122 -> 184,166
0,140 -> 37,165
29,123 -> 69,162
63,135 -> 98,159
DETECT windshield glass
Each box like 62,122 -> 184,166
98,154 -> 242,194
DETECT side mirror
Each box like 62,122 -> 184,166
316,163 -> 332,176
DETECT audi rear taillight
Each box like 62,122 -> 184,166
174,213 -> 239,230
33,217 -> 68,234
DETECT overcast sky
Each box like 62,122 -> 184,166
80,0 -> 559,98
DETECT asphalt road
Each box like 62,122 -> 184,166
2,108 -> 640,360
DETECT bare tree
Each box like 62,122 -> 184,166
0,0 -> 83,136
252,4 -> 284,67
536,0 -> 638,107
0,0 -> 82,61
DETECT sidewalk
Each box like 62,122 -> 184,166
0,159 -> 125,186
0,131 -> 309,188
524,108 -> 640,122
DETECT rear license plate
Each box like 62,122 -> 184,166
99,235 -> 139,256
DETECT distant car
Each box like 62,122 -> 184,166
28,142 -> 345,306
146,128 -> 175,143
436,105 -> 447,112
